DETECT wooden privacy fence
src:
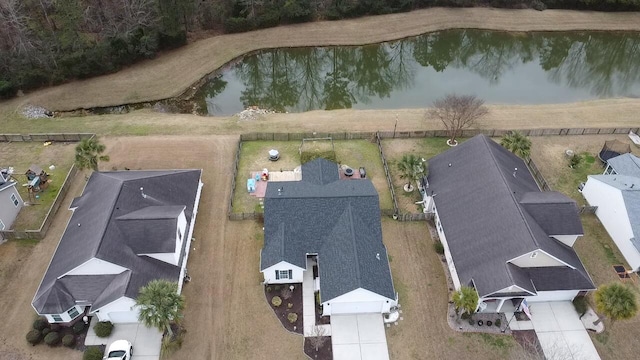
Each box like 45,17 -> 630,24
579,206 -> 598,214
229,126 -> 627,221
525,157 -> 552,192
227,140 -> 242,220
375,132 -> 399,216
0,133 -> 94,142
240,126 -> 640,142
0,165 -> 78,240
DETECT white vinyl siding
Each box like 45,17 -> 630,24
262,261 -> 304,284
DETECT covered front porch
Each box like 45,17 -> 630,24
477,297 -> 522,314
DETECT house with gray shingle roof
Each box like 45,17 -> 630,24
32,170 -> 203,324
0,167 -> 24,237
260,158 -> 397,316
423,135 -> 594,313
583,152 -> 640,271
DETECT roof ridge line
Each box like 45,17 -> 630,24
92,174 -> 125,259
346,203 -> 362,284
480,136 -> 542,250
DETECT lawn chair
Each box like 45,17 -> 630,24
613,265 -> 636,283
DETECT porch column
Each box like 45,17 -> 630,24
496,298 -> 507,313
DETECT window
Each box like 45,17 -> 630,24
11,193 -> 19,207
67,307 -> 80,320
275,269 -> 292,280
51,314 -> 63,322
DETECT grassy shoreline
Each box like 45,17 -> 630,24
3,8 -> 640,112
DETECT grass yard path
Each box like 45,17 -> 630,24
4,8 -> 640,112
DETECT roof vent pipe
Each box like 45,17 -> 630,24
376,253 -> 380,260
140,187 -> 147,199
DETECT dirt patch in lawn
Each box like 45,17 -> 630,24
264,284 -> 303,335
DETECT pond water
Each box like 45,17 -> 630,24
192,29 -> 640,116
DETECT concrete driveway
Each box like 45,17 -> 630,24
85,317 -> 162,360
331,314 -> 389,360
530,302 -> 600,360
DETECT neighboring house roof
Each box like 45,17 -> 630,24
261,158 -> 396,302
0,168 -> 17,192
33,170 -> 201,315
607,153 -> 640,177
589,174 -> 640,251
428,134 -> 593,297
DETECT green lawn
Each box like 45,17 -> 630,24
0,142 -> 76,230
231,140 -> 392,213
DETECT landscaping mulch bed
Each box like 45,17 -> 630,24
265,283 -> 303,334
312,265 -> 330,325
304,336 -> 333,360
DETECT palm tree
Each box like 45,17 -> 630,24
452,286 -> 479,319
500,131 -> 532,158
74,137 -> 109,171
594,283 -> 638,326
136,280 -> 185,337
396,154 -> 426,192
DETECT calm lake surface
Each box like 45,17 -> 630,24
193,30 -> 640,115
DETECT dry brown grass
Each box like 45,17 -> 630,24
2,9 -> 640,112
384,220 -> 529,359
101,136 -> 304,360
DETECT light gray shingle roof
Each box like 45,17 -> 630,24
607,153 -> 640,177
428,135 -> 594,297
261,159 -> 395,301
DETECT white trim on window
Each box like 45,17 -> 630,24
0,219 -> 5,230
67,306 -> 80,320
11,193 -> 19,207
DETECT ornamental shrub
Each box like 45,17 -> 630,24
83,346 -> 104,360
33,317 -> 49,331
433,242 -> 445,255
42,328 -> 51,336
44,331 -> 61,346
73,321 -> 86,334
94,321 -> 114,338
494,318 -> 501,327
288,312 -> 298,323
62,334 -> 76,347
272,296 -> 282,307
26,329 -> 42,345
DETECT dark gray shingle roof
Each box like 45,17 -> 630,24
519,192 -> 583,235
526,267 -> 596,291
33,170 -> 201,314
428,135 -> 594,297
301,158 -> 340,185
261,159 -> 395,301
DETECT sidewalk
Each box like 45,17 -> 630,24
303,257 -> 331,337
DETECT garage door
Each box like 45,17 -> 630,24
108,311 -> 139,323
331,301 -> 383,314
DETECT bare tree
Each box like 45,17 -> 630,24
427,94 -> 489,145
307,325 -> 328,352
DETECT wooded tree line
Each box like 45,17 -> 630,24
2,0 -> 639,100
